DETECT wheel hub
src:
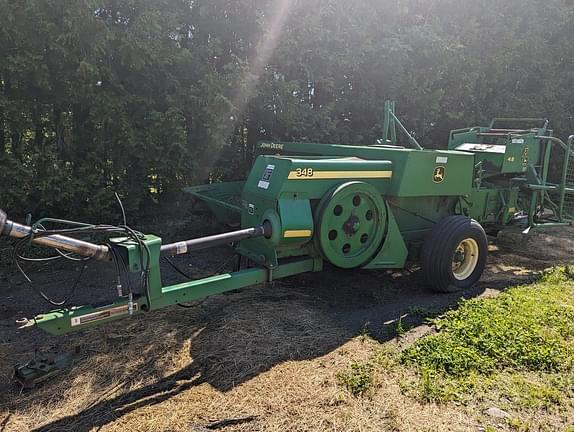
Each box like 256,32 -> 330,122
343,215 -> 361,235
452,238 -> 479,281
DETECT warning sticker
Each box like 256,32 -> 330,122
436,156 -> 448,164
258,164 -> 275,189
71,304 -> 138,327
175,241 -> 188,255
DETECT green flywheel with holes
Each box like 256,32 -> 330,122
315,182 -> 387,268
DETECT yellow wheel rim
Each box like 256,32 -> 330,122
452,238 -> 479,281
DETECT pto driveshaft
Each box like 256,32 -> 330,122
0,209 -> 270,261
159,222 -> 271,256
0,209 -> 110,260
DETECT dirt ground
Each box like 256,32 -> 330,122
0,226 -> 573,432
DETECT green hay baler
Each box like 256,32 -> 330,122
1,101 -> 573,340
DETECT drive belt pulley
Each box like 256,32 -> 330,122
316,181 -> 387,268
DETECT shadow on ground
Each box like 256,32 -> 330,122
0,243 -> 545,432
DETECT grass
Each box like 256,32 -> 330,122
404,268 -> 574,373
395,315 -> 407,337
403,270 -> 574,375
336,346 -> 401,398
337,267 -> 574,427
336,361 -> 376,396
398,267 -> 574,404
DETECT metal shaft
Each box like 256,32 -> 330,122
1,217 -> 111,261
160,222 -> 271,257
0,209 -> 271,261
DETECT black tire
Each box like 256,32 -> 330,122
422,215 -> 488,293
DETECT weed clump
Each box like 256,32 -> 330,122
336,361 -> 376,396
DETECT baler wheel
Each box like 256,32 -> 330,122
422,215 -> 487,292
316,182 -> 386,269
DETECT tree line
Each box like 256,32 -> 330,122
1,0 -> 573,222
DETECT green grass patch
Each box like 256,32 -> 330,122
336,345 -> 398,397
402,268 -> 574,377
336,361 -> 376,396
337,268 -> 574,411
492,372 -> 567,409
399,267 -> 574,404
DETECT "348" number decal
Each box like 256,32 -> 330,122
295,168 -> 314,177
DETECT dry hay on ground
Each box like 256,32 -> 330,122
1,227 -> 574,431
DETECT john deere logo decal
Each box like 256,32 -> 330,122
433,166 -> 446,183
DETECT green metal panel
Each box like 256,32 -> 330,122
503,189 -> 520,224
240,155 -> 394,199
34,296 -> 148,335
184,181 -> 245,226
463,186 -> 520,226
237,155 -> 397,267
387,150 -> 473,197
362,205 -> 408,269
252,149 -> 474,198
380,196 -> 464,247
278,198 -> 314,244
109,235 -> 161,274
455,139 -> 534,177
465,189 -> 501,224
109,234 -> 162,304
501,141 -> 529,173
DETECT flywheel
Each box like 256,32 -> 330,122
315,181 -> 387,268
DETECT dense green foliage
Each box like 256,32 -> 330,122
394,268 -> 574,404
402,268 -> 574,377
1,0 -> 574,221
